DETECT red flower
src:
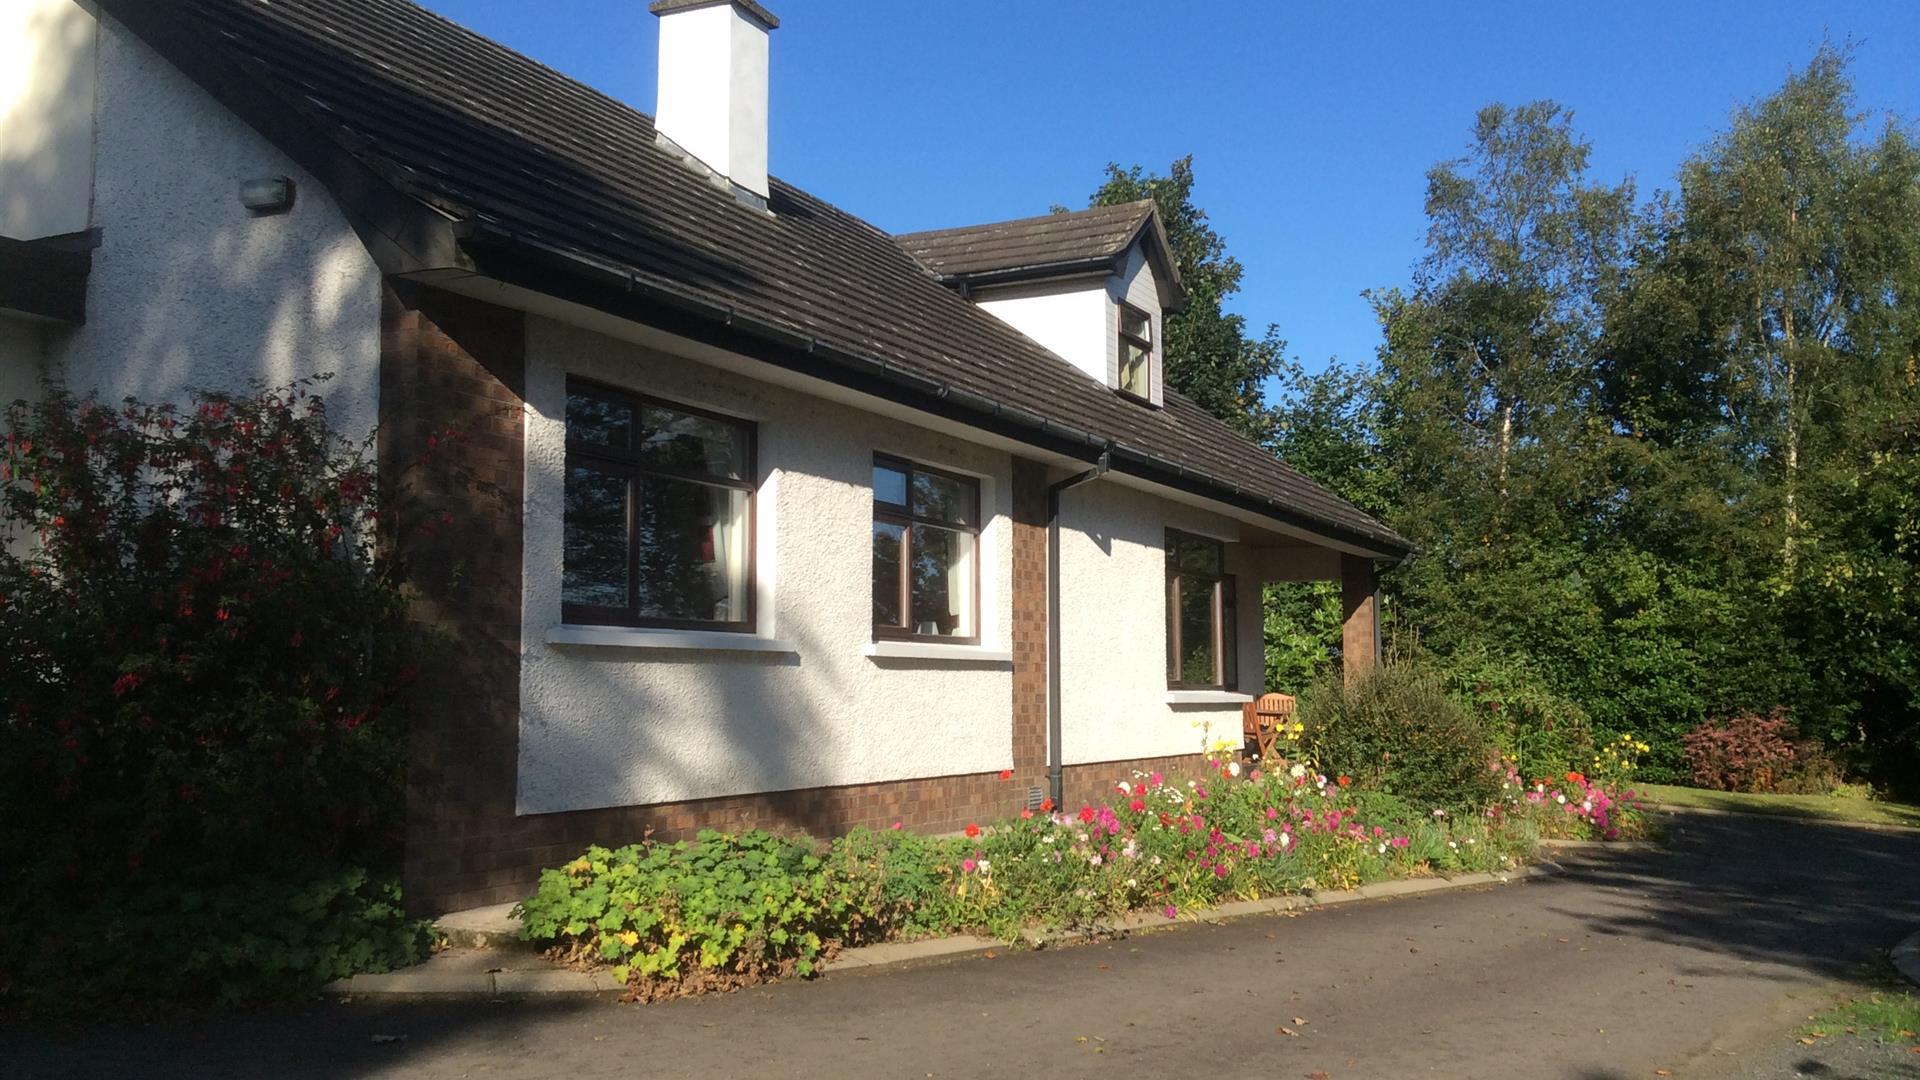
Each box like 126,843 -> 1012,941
111,672 -> 142,697
1038,797 -> 1054,813
1566,771 -> 1585,785
1078,805 -> 1096,823
1129,798 -> 1146,813
998,769 -> 1013,781
1337,775 -> 1352,787
963,823 -> 981,838
1020,808 -> 1033,820
290,631 -> 303,647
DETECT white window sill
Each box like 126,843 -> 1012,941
1163,690 -> 1254,705
863,640 -> 1013,664
546,625 -> 798,653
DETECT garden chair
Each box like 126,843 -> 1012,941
1242,692 -> 1296,762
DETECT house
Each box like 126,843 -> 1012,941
0,0 -> 1412,914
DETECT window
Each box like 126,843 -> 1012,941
562,380 -> 754,630
1118,303 -> 1153,399
872,455 -> 980,642
1165,530 -> 1237,689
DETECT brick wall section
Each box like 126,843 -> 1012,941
1340,554 -> 1380,683
1009,458 -> 1049,782
381,282 -> 531,915
1061,752 -> 1212,810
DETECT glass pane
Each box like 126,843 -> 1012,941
638,404 -> 749,480
566,388 -> 633,448
563,465 -> 629,607
910,525 -> 975,637
1121,307 -> 1151,343
1170,533 -> 1222,576
909,470 -> 975,526
633,477 -> 748,622
873,461 -> 908,508
1120,341 -> 1150,396
873,520 -> 906,628
1177,577 -> 1218,685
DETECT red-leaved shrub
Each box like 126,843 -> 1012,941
1681,711 -> 1803,792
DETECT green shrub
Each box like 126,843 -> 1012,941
1441,648 -> 1595,780
0,383 -> 430,1009
1298,663 -> 1503,811
516,831 -> 896,997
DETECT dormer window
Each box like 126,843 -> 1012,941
1118,304 -> 1153,400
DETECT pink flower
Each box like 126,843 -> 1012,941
890,821 -> 903,830
961,859 -> 976,874
1163,905 -> 1177,919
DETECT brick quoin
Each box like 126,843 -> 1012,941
382,289 -> 1208,914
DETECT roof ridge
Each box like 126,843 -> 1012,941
895,199 -> 1154,244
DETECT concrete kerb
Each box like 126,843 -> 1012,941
332,859 -> 1573,1000
1893,930 -> 1920,989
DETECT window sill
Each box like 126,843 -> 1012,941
1163,690 -> 1254,705
546,625 -> 798,653
863,641 -> 1013,664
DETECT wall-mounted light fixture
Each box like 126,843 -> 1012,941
239,176 -> 296,215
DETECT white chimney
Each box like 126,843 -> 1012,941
650,0 -> 778,208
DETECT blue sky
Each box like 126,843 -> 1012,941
415,0 -> 1920,378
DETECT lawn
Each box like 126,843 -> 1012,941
1639,783 -> 1920,830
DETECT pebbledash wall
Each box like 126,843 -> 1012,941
1,7 -> 384,442
517,317 -> 1019,813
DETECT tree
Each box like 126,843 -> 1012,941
1084,157 -> 1285,438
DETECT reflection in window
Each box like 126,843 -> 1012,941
873,456 -> 980,641
1119,304 -> 1153,399
1166,530 -> 1236,689
562,381 -> 754,629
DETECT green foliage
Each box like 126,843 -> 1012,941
1298,664 -> 1505,812
1440,647 -> 1595,781
1083,156 -> 1285,439
0,383 -> 430,1008
1263,581 -> 1343,693
1255,47 -> 1920,790
521,759 -> 1627,998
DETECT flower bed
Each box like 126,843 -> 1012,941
516,755 -> 1648,1001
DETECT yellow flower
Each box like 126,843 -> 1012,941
619,930 -> 639,947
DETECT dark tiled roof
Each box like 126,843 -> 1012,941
97,0 -> 1409,555
898,201 -> 1157,282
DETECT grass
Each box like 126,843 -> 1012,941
1637,783 -> 1920,830
1803,964 -> 1920,1048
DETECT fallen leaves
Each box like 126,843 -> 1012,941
1277,1026 -> 1299,1038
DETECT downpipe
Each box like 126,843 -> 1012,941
1046,446 -> 1111,811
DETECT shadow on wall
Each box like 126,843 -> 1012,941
0,0 -> 95,241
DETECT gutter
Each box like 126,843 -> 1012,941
446,221 -> 1413,559
1046,446 -> 1111,811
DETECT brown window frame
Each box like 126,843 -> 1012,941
561,377 -> 757,633
872,454 -> 983,645
1165,529 -> 1238,690
1118,302 -> 1154,401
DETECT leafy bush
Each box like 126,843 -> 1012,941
0,384 -> 430,1008
1681,711 -> 1802,792
1681,710 -> 1847,795
1298,664 -> 1504,811
1441,648 -> 1596,780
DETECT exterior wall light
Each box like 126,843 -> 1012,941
239,176 -> 296,214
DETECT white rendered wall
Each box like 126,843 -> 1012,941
1056,480 -> 1263,766
1108,244 -> 1165,406
34,12 -> 383,443
519,317 -> 1017,814
977,281 -> 1110,387
0,0 -> 96,240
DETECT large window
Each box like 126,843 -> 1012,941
1118,303 -> 1153,399
562,380 -> 754,630
872,455 -> 979,642
1166,530 -> 1237,689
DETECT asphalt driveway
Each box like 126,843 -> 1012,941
5,811 -> 1919,1079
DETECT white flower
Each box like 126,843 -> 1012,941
1125,878 -> 1138,889
1280,832 -> 1291,847
1089,854 -> 1103,867
1117,780 -> 1132,795
1227,761 -> 1242,778
1448,841 -> 1458,850
1465,838 -> 1476,845
1289,764 -> 1308,779
1041,834 -> 1055,844
1555,793 -> 1567,805
1150,855 -> 1163,867
1432,808 -> 1447,818
1377,843 -> 1388,855
977,859 -> 992,874
1581,801 -> 1593,813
